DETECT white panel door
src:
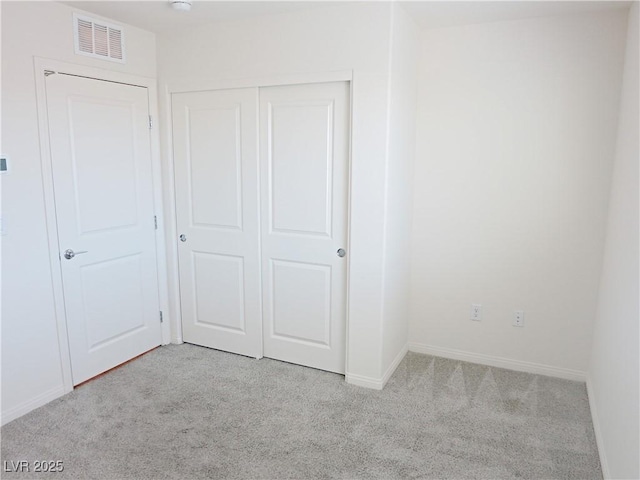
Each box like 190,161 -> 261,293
173,88 -> 262,358
45,73 -> 161,386
260,82 -> 350,374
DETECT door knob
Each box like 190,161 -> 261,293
63,249 -> 88,260
179,234 -> 187,242
337,248 -> 346,258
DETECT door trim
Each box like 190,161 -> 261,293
34,57 -> 170,394
163,73 -> 354,373
167,70 -> 353,95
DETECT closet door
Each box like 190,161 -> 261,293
173,88 -> 262,358
259,82 -> 350,374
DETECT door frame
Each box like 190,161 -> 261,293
34,57 -> 171,394
163,71 -> 354,370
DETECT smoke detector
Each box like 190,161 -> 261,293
169,0 -> 192,12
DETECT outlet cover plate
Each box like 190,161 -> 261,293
514,310 -> 524,327
471,304 -> 482,321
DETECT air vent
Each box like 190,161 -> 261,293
73,14 -> 125,63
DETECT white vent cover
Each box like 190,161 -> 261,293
73,14 -> 125,63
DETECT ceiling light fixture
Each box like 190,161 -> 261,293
169,0 -> 192,12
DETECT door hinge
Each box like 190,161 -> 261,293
159,311 -> 163,323
148,115 -> 153,130
154,215 -> 158,230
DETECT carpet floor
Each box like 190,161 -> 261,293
1,344 -> 601,479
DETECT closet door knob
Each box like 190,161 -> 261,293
179,234 -> 187,242
63,249 -> 88,260
337,248 -> 346,258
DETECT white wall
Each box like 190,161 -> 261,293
380,4 -> 418,379
409,10 -> 628,377
588,3 -> 639,479
157,3 -> 399,385
1,1 -> 157,424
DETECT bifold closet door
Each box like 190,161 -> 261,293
172,88 -> 262,358
259,82 -> 350,374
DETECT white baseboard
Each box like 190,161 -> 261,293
586,376 -> 610,479
381,342 -> 409,387
408,343 -> 586,382
346,343 -> 409,390
345,372 -> 384,390
1,385 -> 66,426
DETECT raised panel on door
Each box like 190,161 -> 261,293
45,73 -> 161,385
173,88 -> 261,358
188,107 -> 243,230
270,259 -> 332,346
269,101 -> 333,237
70,99 -> 139,233
260,82 -> 350,374
81,254 -> 146,350
192,252 -> 246,333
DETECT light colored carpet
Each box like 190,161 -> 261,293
1,344 -> 601,479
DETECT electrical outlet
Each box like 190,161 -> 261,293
513,310 -> 524,327
471,304 -> 482,321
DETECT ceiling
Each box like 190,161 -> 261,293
61,1 -> 340,33
401,1 -> 632,30
61,1 -> 632,34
